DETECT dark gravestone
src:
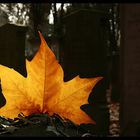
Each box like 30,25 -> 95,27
62,9 -> 108,81
0,23 -> 27,108
120,4 -> 140,136
0,23 -> 27,77
62,9 -> 109,136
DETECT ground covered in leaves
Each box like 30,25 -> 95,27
0,88 -> 120,137
0,113 -> 99,137
108,102 -> 120,136
107,88 -> 120,137
0,105 -> 120,137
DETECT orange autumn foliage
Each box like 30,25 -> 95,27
0,32 -> 103,125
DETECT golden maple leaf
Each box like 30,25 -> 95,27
0,32 -> 103,125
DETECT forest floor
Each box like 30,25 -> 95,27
0,87 -> 120,137
108,102 -> 120,136
106,88 -> 120,137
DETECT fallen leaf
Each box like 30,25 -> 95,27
0,32 -> 103,125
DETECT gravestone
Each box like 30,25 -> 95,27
120,4 -> 140,136
62,9 -> 108,81
0,23 -> 27,108
0,23 -> 27,77
62,9 -> 110,136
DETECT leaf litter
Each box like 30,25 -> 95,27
0,113 -> 98,137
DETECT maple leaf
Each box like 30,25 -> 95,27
0,32 -> 103,125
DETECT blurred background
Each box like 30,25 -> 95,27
0,3 -> 120,66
